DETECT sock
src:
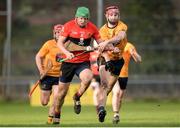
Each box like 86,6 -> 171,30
54,111 -> 60,118
74,92 -> 81,100
47,115 -> 53,124
113,111 -> 119,117
53,111 -> 61,123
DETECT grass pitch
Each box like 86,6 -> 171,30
0,100 -> 180,127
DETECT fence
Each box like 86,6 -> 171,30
0,74 -> 180,100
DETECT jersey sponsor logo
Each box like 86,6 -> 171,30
79,37 -> 84,45
72,31 -> 78,35
78,33 -> 85,46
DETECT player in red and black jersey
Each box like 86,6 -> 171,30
54,6 -> 102,124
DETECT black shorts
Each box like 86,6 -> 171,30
108,58 -> 124,76
59,61 -> 90,83
118,77 -> 128,90
40,76 -> 59,91
97,56 -> 124,76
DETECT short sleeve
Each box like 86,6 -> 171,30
38,42 -> 49,57
93,27 -> 101,40
127,43 -> 136,53
61,22 -> 70,37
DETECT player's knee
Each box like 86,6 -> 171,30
41,99 -> 49,106
101,80 -> 108,88
82,75 -> 93,85
113,91 -> 120,97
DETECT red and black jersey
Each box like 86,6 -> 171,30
61,20 -> 100,63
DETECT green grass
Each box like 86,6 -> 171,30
0,100 -> 180,127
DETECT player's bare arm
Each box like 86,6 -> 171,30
98,31 -> 126,52
35,53 -> 44,76
57,36 -> 74,59
130,48 -> 142,63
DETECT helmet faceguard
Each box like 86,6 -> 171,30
53,24 -> 63,41
53,24 -> 63,34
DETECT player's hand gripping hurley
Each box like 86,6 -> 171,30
28,59 -> 53,97
57,46 -> 97,62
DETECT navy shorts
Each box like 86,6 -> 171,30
40,76 -> 59,91
118,77 -> 128,90
59,61 -> 90,83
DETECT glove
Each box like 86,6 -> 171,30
105,61 -> 114,72
56,54 -> 62,62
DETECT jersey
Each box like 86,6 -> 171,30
90,51 -> 99,75
61,19 -> 101,63
99,21 -> 128,60
119,42 -> 136,77
37,39 -> 62,77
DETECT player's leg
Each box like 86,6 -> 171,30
39,76 -> 57,124
97,62 -> 119,122
112,77 -> 128,124
40,90 -> 51,105
106,58 -> 124,95
112,80 -> 122,124
39,76 -> 52,106
94,65 -> 110,122
73,62 -> 93,114
90,75 -> 101,112
47,79 -> 59,124
97,58 -> 124,122
53,62 -> 75,124
53,82 -> 70,124
106,75 -> 119,95
40,90 -> 53,124
96,57 -> 109,122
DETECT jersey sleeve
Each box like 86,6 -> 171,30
37,42 -> 49,57
115,22 -> 128,35
127,43 -> 137,54
61,22 -> 70,37
91,24 -> 101,40
120,21 -> 128,31
122,23 -> 128,31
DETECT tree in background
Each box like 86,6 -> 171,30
0,0 -> 179,75
124,0 -> 177,45
123,0 -> 179,74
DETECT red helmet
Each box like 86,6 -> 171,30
105,5 -> 120,15
53,24 -> 63,33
